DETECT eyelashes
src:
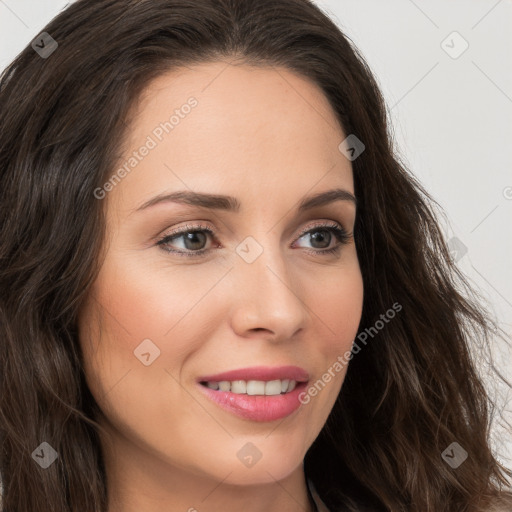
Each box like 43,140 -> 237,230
156,223 -> 217,258
155,221 -> 351,258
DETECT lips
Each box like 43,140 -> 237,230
196,365 -> 310,422
197,365 -> 309,383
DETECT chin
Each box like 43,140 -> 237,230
156,436 -> 307,486
219,457 -> 303,486
208,437 -> 308,485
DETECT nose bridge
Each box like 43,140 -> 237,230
229,231 -> 308,338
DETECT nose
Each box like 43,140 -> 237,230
228,242 -> 308,342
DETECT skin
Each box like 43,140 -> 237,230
78,60 -> 364,512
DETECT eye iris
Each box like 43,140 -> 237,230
309,229 -> 331,249
183,231 -> 207,250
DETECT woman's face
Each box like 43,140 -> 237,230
78,61 -> 363,488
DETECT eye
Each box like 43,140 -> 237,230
156,221 -> 351,258
293,221 -> 351,256
156,223 -> 216,257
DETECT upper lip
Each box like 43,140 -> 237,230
198,365 -> 309,383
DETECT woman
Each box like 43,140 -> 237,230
0,0 -> 511,511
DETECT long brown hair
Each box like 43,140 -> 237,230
1,1 -> 511,510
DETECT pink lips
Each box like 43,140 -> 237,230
197,365 -> 309,422
197,365 -> 309,384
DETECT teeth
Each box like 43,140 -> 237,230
246,380 -> 265,395
231,380 -> 247,394
218,381 -> 230,392
203,379 -> 298,395
265,380 -> 282,396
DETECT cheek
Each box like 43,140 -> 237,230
299,260 -> 363,408
77,251 -> 233,411
76,263 -> 208,445
306,259 -> 364,354
88,248 -> 228,347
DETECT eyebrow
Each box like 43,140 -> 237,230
134,187 -> 356,214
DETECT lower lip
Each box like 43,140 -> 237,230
197,382 -> 308,422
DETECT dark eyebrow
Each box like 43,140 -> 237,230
134,187 -> 356,213
298,188 -> 356,211
135,190 -> 240,213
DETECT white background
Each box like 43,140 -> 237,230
1,0 -> 511,467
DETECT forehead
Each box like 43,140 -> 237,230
110,61 -> 353,214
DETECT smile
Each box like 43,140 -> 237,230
196,365 -> 310,422
200,379 -> 297,395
